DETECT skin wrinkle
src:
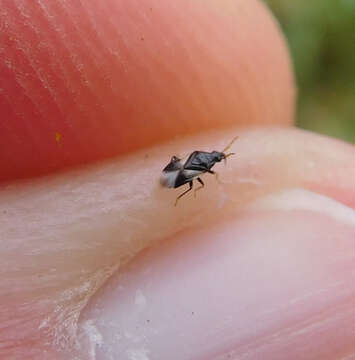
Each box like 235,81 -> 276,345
233,302 -> 355,360
0,127 -> 355,358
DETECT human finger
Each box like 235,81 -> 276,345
1,127 -> 354,358
0,0 -> 294,181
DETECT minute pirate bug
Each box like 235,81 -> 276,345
160,136 -> 238,206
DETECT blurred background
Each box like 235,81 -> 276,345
265,0 -> 355,143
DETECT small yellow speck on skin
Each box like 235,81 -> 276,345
55,132 -> 62,146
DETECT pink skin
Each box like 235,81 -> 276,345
2,129 -> 355,360
80,200 -> 355,360
0,0 -> 293,181
0,1 -> 355,360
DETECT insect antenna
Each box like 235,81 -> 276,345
222,136 -> 238,164
222,136 -> 239,153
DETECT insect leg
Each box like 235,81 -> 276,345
208,170 -> 221,184
194,177 -> 204,198
175,181 -> 193,206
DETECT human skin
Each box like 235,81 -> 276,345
0,1 -> 355,360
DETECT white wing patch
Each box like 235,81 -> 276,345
160,170 -> 179,188
183,169 -> 202,178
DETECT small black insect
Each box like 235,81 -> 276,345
160,136 -> 238,206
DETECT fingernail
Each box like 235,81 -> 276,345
77,189 -> 355,360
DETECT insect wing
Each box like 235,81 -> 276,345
174,168 -> 201,187
184,151 -> 215,170
161,156 -> 183,188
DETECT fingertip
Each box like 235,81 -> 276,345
78,190 -> 355,359
0,0 -> 294,181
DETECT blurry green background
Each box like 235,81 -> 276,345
265,0 -> 355,143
